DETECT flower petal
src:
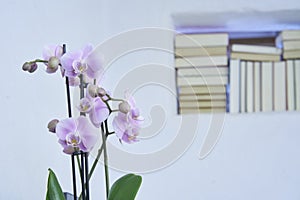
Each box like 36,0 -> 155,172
55,118 -> 76,140
89,98 -> 109,127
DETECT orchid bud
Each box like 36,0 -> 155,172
22,62 -> 31,71
119,101 -> 131,114
46,56 -> 59,73
97,87 -> 107,97
87,84 -> 98,97
28,63 -> 38,73
47,119 -> 59,133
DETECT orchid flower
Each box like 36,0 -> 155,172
61,44 -> 103,80
42,45 -> 63,74
78,84 -> 110,128
112,91 -> 143,143
55,116 -> 98,154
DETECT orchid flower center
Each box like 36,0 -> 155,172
73,60 -> 88,74
79,98 -> 93,113
66,132 -> 81,147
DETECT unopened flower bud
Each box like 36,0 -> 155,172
87,84 -> 98,97
47,119 -> 59,133
119,101 -> 131,114
22,62 -> 31,71
46,56 -> 59,73
97,87 -> 107,97
28,63 -> 38,73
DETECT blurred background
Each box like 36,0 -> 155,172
1,0 -> 300,199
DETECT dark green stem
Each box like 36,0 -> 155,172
101,122 -> 110,198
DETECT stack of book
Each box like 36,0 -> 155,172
276,30 -> 300,59
229,44 -> 282,113
230,58 -> 300,113
230,44 -> 282,61
286,60 -> 300,111
174,33 -> 229,114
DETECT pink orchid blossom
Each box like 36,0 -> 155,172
78,84 -> 110,128
112,92 -> 143,143
55,116 -> 98,154
42,45 -> 63,74
61,44 -> 103,79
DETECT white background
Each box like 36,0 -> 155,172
1,0 -> 300,199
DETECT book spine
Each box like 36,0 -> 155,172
177,76 -> 228,86
175,33 -> 229,48
246,61 -> 254,113
240,61 -> 246,113
229,59 -> 240,113
175,56 -> 228,68
286,60 -> 295,111
273,61 -> 286,111
295,60 -> 300,110
261,62 -> 273,112
254,61 -> 261,112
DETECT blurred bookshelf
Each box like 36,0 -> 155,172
174,30 -> 300,114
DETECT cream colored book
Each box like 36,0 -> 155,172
283,50 -> 300,59
240,61 -> 246,113
273,61 -> 286,111
175,56 -> 228,68
177,67 -> 228,77
279,30 -> 300,40
232,44 -> 282,55
261,62 -> 273,112
180,100 -> 226,108
180,107 -> 226,114
179,94 -> 226,101
177,75 -> 228,86
175,33 -> 229,48
246,61 -> 254,113
175,46 -> 227,57
295,60 -> 300,110
286,60 -> 295,111
254,61 -> 261,112
178,85 -> 226,95
229,59 -> 240,113
283,40 -> 300,50
231,52 -> 281,62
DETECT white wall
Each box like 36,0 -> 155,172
1,0 -> 300,199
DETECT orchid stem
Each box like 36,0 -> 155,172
101,122 -> 110,198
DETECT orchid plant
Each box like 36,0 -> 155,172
23,44 -> 143,200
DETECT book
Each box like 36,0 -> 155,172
282,40 -> 300,50
175,46 -> 227,57
295,60 -> 300,110
175,33 -> 229,48
278,30 -> 300,40
230,52 -> 281,61
240,61 -> 246,113
179,107 -> 226,114
180,100 -> 226,108
273,61 -> 286,111
276,30 -> 300,48
178,85 -> 226,95
229,59 -> 240,113
286,60 -> 295,111
283,50 -> 300,59
179,94 -> 226,101
261,62 -> 273,112
175,56 -> 228,68
231,44 -> 282,55
177,75 -> 228,86
177,66 -> 228,77
254,62 -> 261,112
246,61 -> 254,113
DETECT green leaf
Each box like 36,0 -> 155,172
46,168 -> 65,200
108,173 -> 142,200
